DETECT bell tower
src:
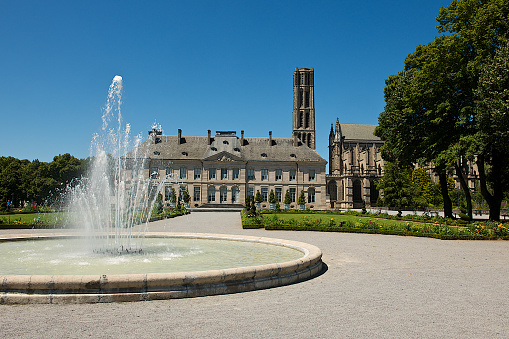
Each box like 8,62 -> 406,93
292,67 -> 315,149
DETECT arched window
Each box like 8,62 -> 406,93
220,186 -> 228,204
232,186 -> 239,203
208,186 -> 215,203
370,180 -> 379,204
327,180 -> 337,201
353,180 -> 362,203
308,187 -> 315,203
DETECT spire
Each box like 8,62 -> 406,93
334,118 -> 341,142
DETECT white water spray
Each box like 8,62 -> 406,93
67,75 -> 162,254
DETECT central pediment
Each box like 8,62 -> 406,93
203,151 -> 244,162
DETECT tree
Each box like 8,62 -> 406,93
473,40 -> 509,220
376,0 -> 509,220
182,188 -> 190,204
169,187 -> 177,203
376,162 -> 427,212
269,189 -> 276,204
284,190 -> 291,205
436,0 -> 509,220
255,190 -> 262,204
298,190 -> 306,206
153,192 -> 163,215
245,195 -> 251,211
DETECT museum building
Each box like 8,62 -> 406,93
132,68 -> 328,209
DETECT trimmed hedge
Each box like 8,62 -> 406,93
241,210 -> 509,240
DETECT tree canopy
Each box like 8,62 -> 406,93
376,0 -> 509,220
0,154 -> 87,209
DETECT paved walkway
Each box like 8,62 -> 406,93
1,212 -> 509,338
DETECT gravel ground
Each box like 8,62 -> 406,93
1,211 -> 508,338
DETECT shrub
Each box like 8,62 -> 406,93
298,190 -> 306,205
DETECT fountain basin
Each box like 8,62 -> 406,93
0,232 -> 323,304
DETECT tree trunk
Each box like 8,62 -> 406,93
476,153 -> 503,221
438,170 -> 453,219
455,162 -> 472,221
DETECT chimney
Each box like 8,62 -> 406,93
269,131 -> 272,146
208,130 -> 211,145
240,130 -> 244,145
178,129 -> 182,145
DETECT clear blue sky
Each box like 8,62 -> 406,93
0,0 -> 452,163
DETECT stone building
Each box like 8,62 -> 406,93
326,119 -> 385,209
325,118 -> 481,209
130,68 -> 327,209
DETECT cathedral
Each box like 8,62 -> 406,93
326,120 -> 385,209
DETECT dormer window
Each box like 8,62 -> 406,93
211,147 -> 217,151
261,153 -> 267,157
223,140 -> 229,145
153,151 -> 160,155
182,151 -> 188,156
290,153 -> 296,158
234,147 -> 240,152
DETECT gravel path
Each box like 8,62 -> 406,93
1,212 -> 508,338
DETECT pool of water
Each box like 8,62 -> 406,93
0,237 -> 303,275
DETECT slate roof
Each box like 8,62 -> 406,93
340,124 -> 381,141
127,133 -> 326,164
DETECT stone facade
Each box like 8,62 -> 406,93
293,68 -> 316,149
129,68 -> 327,209
326,119 -> 385,209
325,118 -> 481,209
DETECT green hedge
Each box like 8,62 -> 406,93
241,210 -> 508,240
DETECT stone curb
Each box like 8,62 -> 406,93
0,232 -> 323,304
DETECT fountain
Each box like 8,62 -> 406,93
0,76 -> 323,304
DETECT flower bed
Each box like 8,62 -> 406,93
241,210 -> 509,240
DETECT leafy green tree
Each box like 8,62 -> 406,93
473,40 -> 509,220
411,168 -> 431,193
50,153 -> 86,188
436,0 -> 509,220
376,0 -> 509,220
376,162 -> 427,211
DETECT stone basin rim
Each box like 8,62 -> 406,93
0,232 -> 323,304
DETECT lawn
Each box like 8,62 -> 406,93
0,212 -> 66,228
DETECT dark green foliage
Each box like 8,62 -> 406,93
376,162 -> 427,210
284,190 -> 291,205
241,210 -> 509,240
298,190 -> 306,205
169,187 -> 177,203
376,0 -> 509,220
0,154 -> 86,209
244,196 -> 250,211
255,190 -> 262,204
269,189 -> 276,204
182,188 -> 190,203
153,192 -> 163,215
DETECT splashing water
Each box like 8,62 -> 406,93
66,75 -> 164,254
